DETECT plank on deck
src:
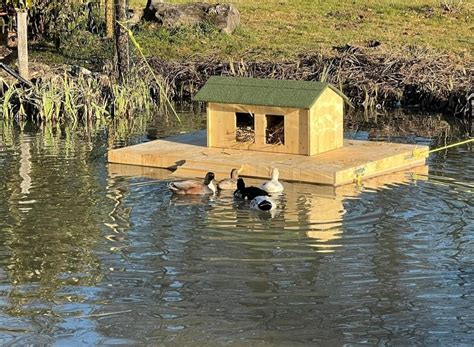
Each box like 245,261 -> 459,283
108,130 -> 429,186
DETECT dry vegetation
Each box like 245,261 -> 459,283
17,0 -> 474,120
149,46 -> 472,116
128,0 -> 472,116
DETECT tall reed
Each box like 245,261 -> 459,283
0,63 -> 171,126
118,21 -> 180,123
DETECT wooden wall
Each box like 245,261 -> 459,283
208,91 -> 344,157
207,103 -> 310,155
309,88 -> 344,156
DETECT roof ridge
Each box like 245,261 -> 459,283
194,76 -> 350,109
202,83 -> 326,92
207,76 -> 329,85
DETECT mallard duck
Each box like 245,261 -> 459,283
168,172 -> 216,195
217,168 -> 240,190
260,167 -> 284,193
234,178 -> 275,211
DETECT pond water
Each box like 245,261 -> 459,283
0,113 -> 472,345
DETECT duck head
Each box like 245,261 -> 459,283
204,172 -> 215,185
230,168 -> 240,179
205,172 -> 217,193
271,167 -> 280,180
236,178 -> 246,190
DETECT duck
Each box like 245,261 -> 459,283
217,168 -> 240,190
260,167 -> 284,193
234,178 -> 267,200
249,195 -> 275,211
168,172 -> 216,195
234,178 -> 276,211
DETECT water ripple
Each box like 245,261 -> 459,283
0,123 -> 473,345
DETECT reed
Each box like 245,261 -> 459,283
118,21 -> 180,123
1,86 -> 17,120
319,64 -> 332,83
0,62 -> 175,126
148,47 -> 472,118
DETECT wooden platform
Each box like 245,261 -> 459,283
108,131 -> 429,186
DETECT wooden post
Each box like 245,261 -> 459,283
469,95 -> 473,136
105,0 -> 114,38
114,0 -> 129,82
17,10 -> 29,80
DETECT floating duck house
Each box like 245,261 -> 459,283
108,77 -> 429,186
194,76 -> 349,156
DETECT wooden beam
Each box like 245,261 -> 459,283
105,0 -> 114,38
107,130 -> 430,186
16,10 -> 28,80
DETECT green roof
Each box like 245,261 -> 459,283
193,76 -> 349,109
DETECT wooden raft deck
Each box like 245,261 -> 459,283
108,130 -> 429,186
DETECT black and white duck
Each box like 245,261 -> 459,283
234,178 -> 276,211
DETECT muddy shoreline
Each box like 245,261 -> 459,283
149,47 -> 472,119
1,46 -> 472,126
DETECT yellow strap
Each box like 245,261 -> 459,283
355,174 -> 363,186
414,138 -> 473,158
353,167 -> 365,185
427,138 -> 474,154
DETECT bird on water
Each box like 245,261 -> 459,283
234,178 -> 275,211
217,168 -> 240,190
260,167 -> 284,194
168,172 -> 216,195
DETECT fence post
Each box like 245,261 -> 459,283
17,10 -> 29,80
106,0 -> 114,38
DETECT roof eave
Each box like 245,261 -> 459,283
193,99 -> 311,109
306,84 -> 354,109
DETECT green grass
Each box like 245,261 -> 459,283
31,0 -> 472,66
129,0 -> 473,60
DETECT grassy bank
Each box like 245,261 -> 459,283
129,0 -> 473,60
22,0 -> 474,119
32,0 -> 473,64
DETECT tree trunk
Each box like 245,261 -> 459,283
114,0 -> 129,82
105,0 -> 114,38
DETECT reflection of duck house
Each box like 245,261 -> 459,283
108,77 -> 429,186
196,77 -> 347,156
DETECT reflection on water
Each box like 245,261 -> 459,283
0,116 -> 473,345
109,164 -> 430,256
